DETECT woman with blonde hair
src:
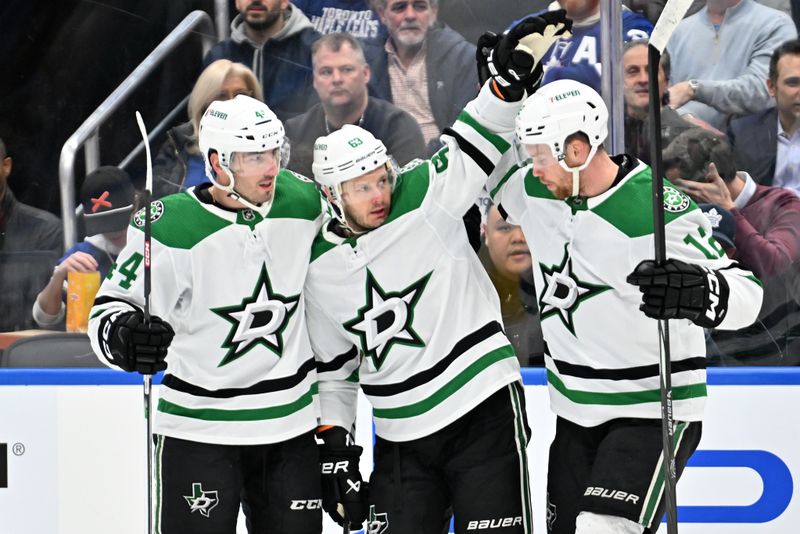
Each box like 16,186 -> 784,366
152,60 -> 263,198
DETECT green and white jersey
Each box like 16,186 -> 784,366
490,158 -> 763,427
307,84 -> 523,442
88,173 -> 324,445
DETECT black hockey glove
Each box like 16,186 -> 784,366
484,10 -> 572,100
107,311 -> 174,374
317,426 -> 368,530
627,259 -> 730,328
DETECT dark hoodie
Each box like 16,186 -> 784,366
203,5 -> 321,121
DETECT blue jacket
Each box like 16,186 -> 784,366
204,6 -> 320,121
515,9 -> 652,92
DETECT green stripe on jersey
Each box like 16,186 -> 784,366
746,274 -> 764,287
457,110 -> 511,153
267,169 -> 323,221
547,370 -> 707,405
591,171 -> 696,238
372,345 -> 516,419
524,169 -> 558,200
157,383 -> 317,421
490,164 -> 521,200
143,192 -> 232,249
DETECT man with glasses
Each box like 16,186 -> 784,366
88,96 -> 326,533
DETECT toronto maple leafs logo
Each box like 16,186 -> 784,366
539,245 -> 611,336
211,264 -> 299,367
343,269 -> 431,370
184,482 -> 219,518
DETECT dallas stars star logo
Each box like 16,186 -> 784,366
211,264 -> 299,367
538,245 -> 611,336
184,482 -> 219,518
343,269 -> 431,371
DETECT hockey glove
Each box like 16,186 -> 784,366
107,311 -> 174,374
317,426 -> 367,530
627,259 -> 730,328
485,10 -> 572,100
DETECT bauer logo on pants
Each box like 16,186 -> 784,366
184,482 -> 219,518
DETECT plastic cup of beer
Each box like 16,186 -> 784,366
66,271 -> 101,333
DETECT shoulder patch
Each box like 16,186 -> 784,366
663,186 -> 691,213
133,200 -> 165,227
268,169 -> 323,221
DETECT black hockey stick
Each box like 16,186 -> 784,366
135,110 -> 155,534
647,2 -> 693,533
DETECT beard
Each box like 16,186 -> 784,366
244,8 -> 282,31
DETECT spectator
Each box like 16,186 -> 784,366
666,0 -> 797,130
292,0 -> 387,39
153,60 -> 264,199
284,32 -> 425,178
204,0 -> 320,121
729,39 -> 800,190
668,131 -> 800,364
525,0 -> 653,93
364,0 -> 478,152
480,203 -> 544,366
33,166 -> 135,328
622,39 -> 697,164
0,136 -> 63,332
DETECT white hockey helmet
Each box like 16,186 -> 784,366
515,79 -> 608,196
312,125 -> 395,230
198,94 -> 284,213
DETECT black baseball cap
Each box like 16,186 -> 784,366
80,166 -> 136,235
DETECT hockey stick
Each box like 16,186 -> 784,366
135,110 -> 154,534
647,2 -> 693,533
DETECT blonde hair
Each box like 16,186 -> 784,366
187,60 -> 264,150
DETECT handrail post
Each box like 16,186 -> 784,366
58,10 -> 215,249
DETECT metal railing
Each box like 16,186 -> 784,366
58,10 -> 216,249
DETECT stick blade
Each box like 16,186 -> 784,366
650,0 -> 693,53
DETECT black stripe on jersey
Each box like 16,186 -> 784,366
362,321 -> 503,397
551,356 -> 706,381
442,126 -> 495,177
162,357 -> 316,398
316,346 -> 359,373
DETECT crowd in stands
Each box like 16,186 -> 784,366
3,0 -> 800,366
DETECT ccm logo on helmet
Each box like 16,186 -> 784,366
290,499 -> 322,510
584,486 -> 640,504
467,516 -> 522,530
321,461 -> 349,474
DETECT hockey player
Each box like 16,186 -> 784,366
88,95 -> 326,533
304,12 -> 573,534
485,77 -> 763,533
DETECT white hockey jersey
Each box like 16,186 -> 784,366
88,173 -> 324,445
491,158 -> 763,426
306,84 -> 523,442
